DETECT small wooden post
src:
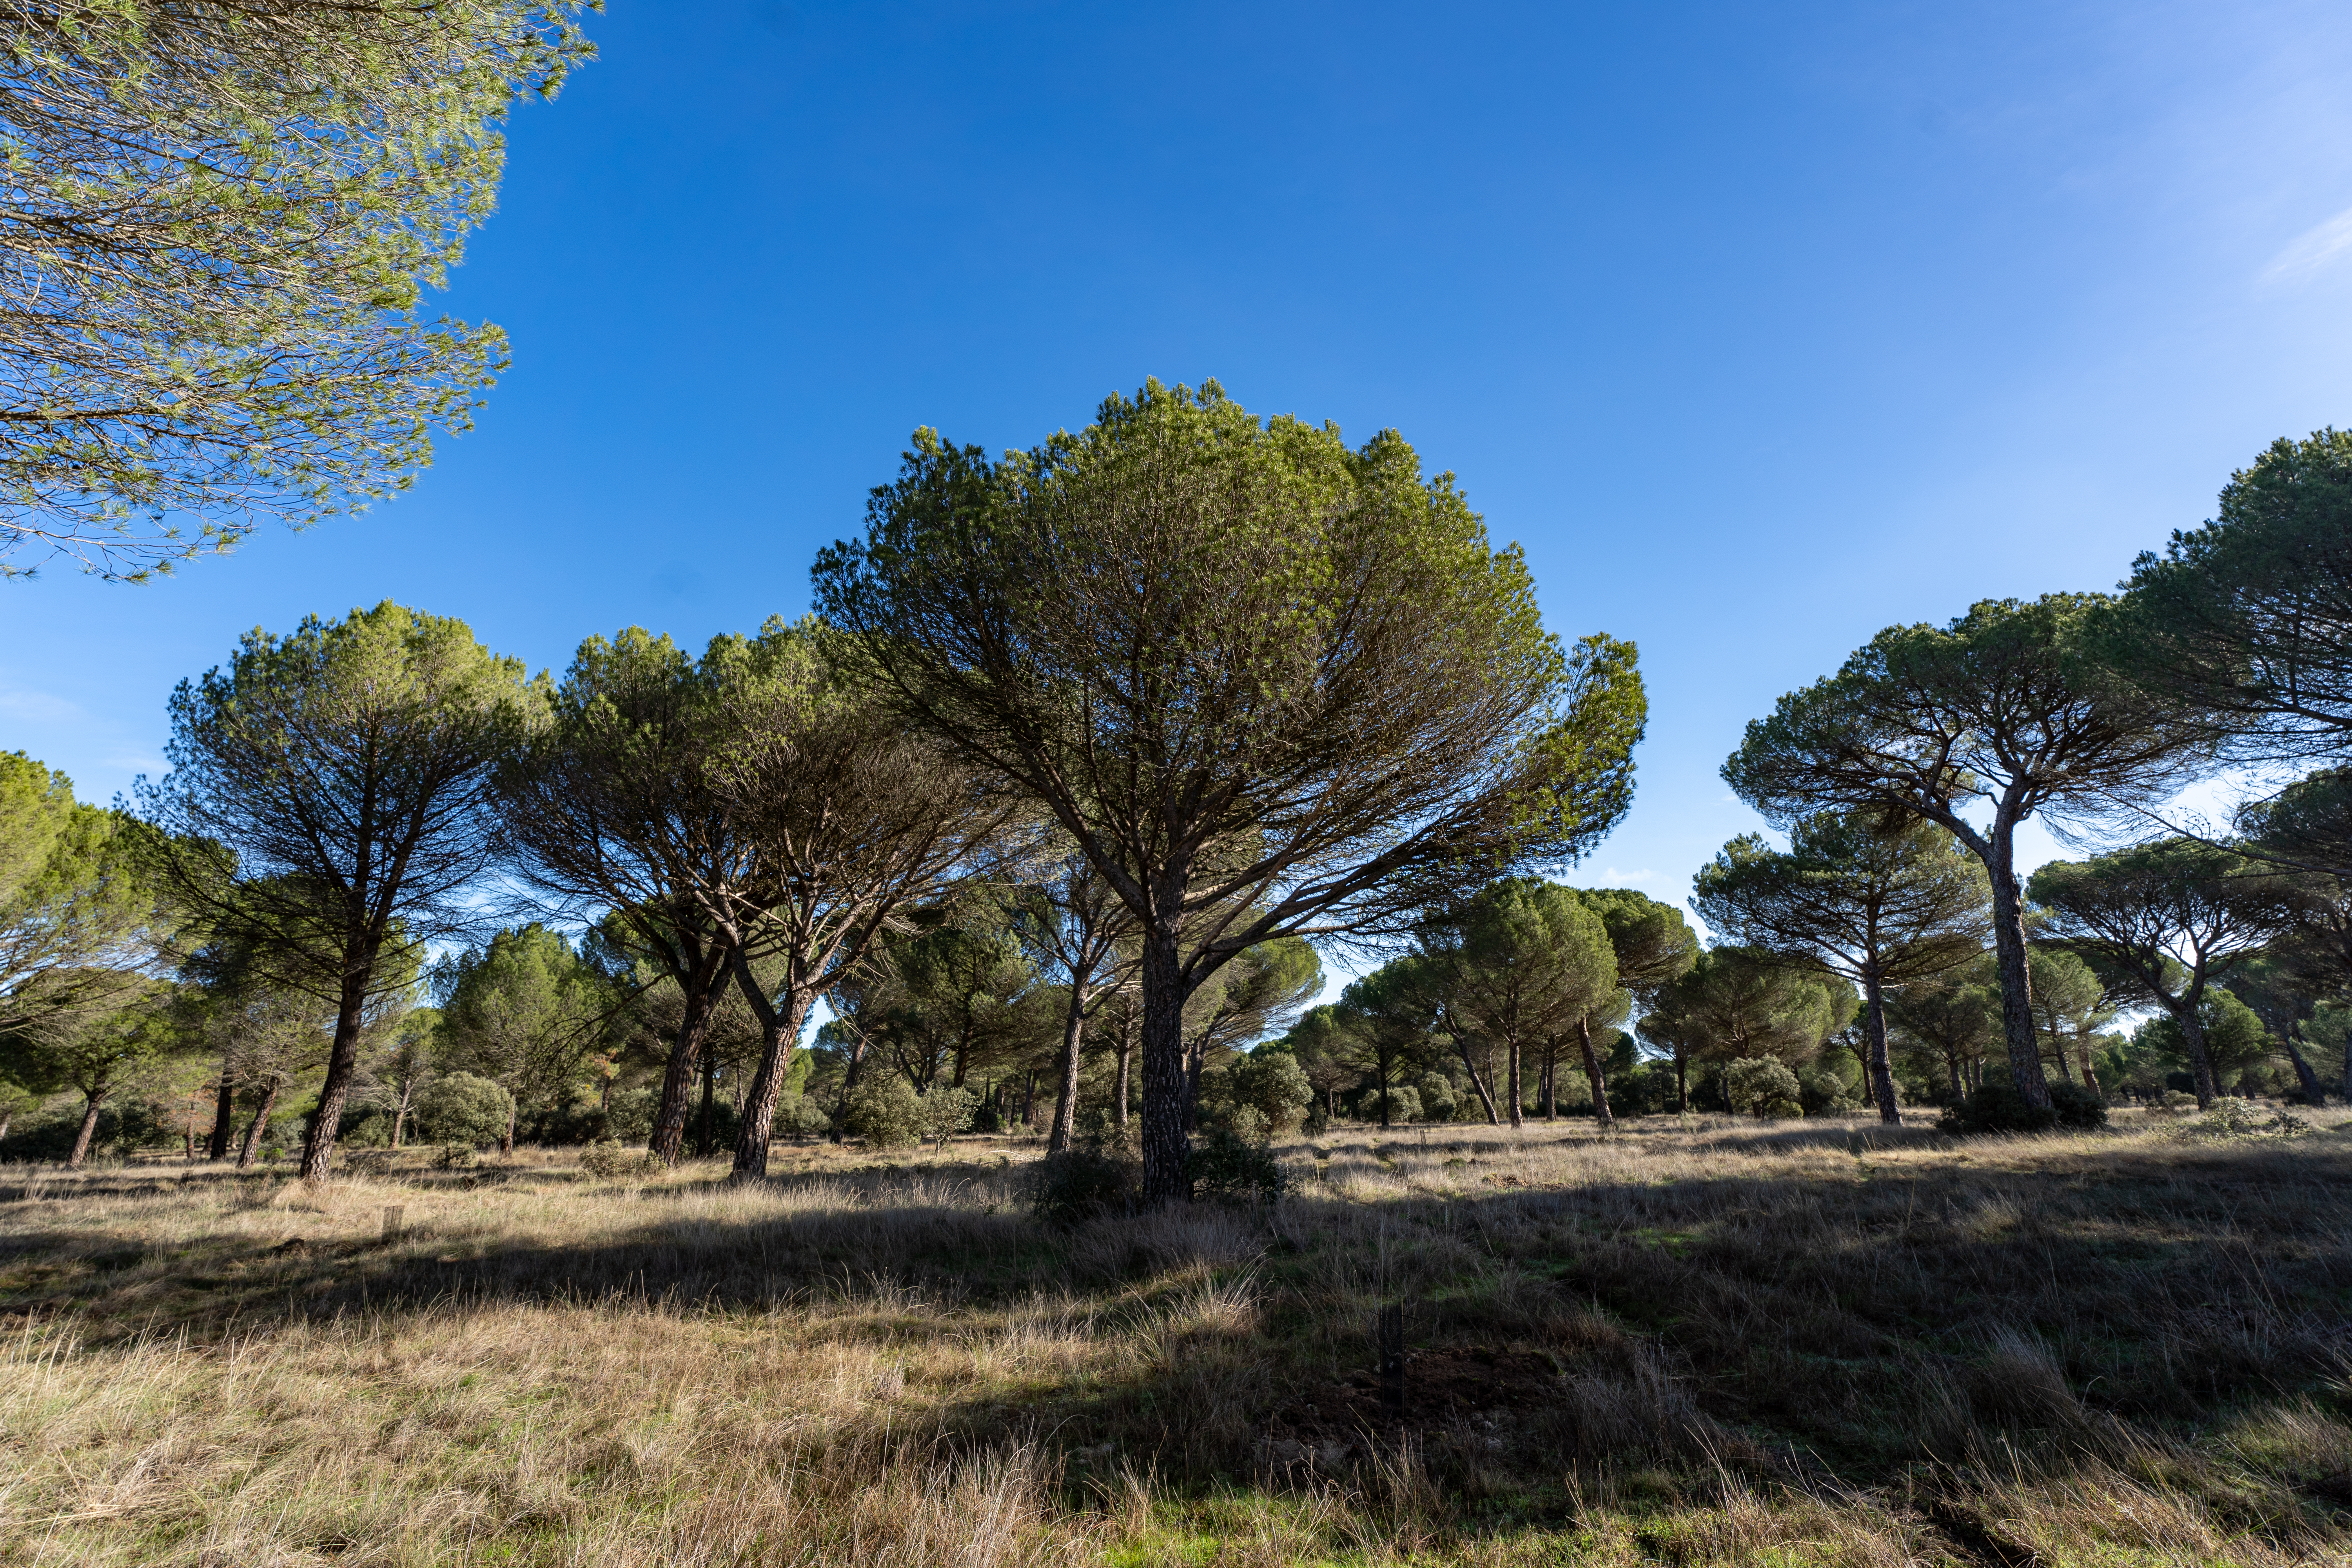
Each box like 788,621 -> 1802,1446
1377,1303 -> 1406,1419
382,1205 -> 404,1240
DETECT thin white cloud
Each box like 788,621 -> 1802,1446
0,686 -> 85,725
2262,205 -> 2352,286
1601,866 -> 1655,886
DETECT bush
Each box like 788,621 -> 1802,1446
1026,1141 -> 1141,1226
1229,1049 -> 1315,1134
918,1085 -> 977,1149
433,1141 -> 479,1170
0,1102 -> 171,1162
1605,1065 -> 1673,1119
1189,1126 -> 1286,1206
604,1086 -> 659,1142
1724,1057 -> 1804,1120
412,1073 -> 514,1148
1940,1078 -> 2107,1135
2047,1080 -> 2107,1129
781,1096 -> 834,1138
1357,1084 -> 1422,1124
1225,1105 -> 1270,1144
1412,1073 -> 1459,1123
1798,1066 -> 1859,1116
838,1073 -> 924,1148
581,1139 -> 656,1178
1301,1100 -> 1331,1136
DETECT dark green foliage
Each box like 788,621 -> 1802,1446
1940,1078 -> 2106,1134
412,1072 -> 515,1148
1025,1142 -> 1142,1226
838,1073 -> 924,1149
1186,1126 -> 1287,1206
1603,1063 -> 1674,1118
0,1100 -> 172,1162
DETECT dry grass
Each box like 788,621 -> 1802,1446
4,1111 -> 2351,1564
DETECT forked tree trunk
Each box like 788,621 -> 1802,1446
66,1094 -> 103,1169
1577,1015 -> 1614,1131
392,1079 -> 415,1149
1860,972 -> 1902,1126
1048,976 -> 1088,1154
238,1081 -> 282,1169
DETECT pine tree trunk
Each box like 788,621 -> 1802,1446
1049,978 -> 1087,1154
1541,1049 -> 1557,1119
66,1094 -> 102,1169
1984,822 -> 2053,1110
697,1046 -> 718,1158
1675,1053 -> 1689,1113
1114,1035 -> 1131,1132
730,989 -> 813,1181
208,1070 -> 236,1160
1506,1037 -> 1524,1128
2174,989 -> 2220,1109
392,1080 -> 414,1149
2283,1028 -> 2325,1105
238,1081 -> 282,1169
300,961 -> 376,1181
1577,1015 -> 1613,1130
1862,971 -> 1903,1125
652,982 -> 717,1165
1138,923 -> 1190,1206
2074,1039 -> 2102,1098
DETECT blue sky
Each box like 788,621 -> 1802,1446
7,0 -> 2352,986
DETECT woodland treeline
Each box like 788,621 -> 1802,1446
3,388 -> 2349,1203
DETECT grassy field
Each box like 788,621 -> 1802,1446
4,1111 -> 2351,1566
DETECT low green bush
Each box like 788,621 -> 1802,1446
1189,1126 -> 1286,1206
412,1074 -> 514,1148
838,1073 -> 924,1149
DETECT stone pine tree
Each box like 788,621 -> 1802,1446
1639,947 -> 1844,1112
702,620 -> 1014,1181
1420,878 -> 1613,1129
0,752 -> 171,1041
1692,813 -> 1989,1125
2101,430 -> 2352,764
494,628 -> 769,1167
1723,595 -> 2205,1112
143,603 -> 539,1180
815,379 -> 1645,1204
1566,888 -> 1698,1128
2028,840 -> 2308,1107
0,1 -> 592,581
1334,956 -> 1447,1129
2025,947 -> 2117,1093
1885,958 -> 2002,1100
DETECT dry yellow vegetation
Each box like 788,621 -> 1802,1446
4,1112 -> 2350,1565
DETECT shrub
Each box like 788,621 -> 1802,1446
1301,1100 -> 1331,1136
838,1073 -> 924,1149
1225,1105 -> 1270,1144
781,1096 -> 834,1138
1724,1057 -> 1804,1120
581,1139 -> 656,1178
1188,1126 -> 1286,1206
433,1141 -> 479,1170
1027,1141 -> 1141,1226
2047,1081 -> 2107,1129
1605,1065 -> 1673,1119
1412,1072 -> 1459,1123
1229,1049 -> 1315,1134
1798,1066 -> 1858,1116
2174,1097 -> 2310,1141
604,1086 -> 659,1142
1358,1084 -> 1422,1125
412,1073 -> 514,1148
918,1085 -> 977,1149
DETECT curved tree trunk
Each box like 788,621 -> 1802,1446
237,1080 -> 282,1170
300,960 -> 375,1181
1861,971 -> 1902,1125
1113,1033 -> 1131,1133
66,1093 -> 103,1169
730,985 -> 813,1181
2282,1027 -> 2326,1105
1577,1015 -> 1614,1131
